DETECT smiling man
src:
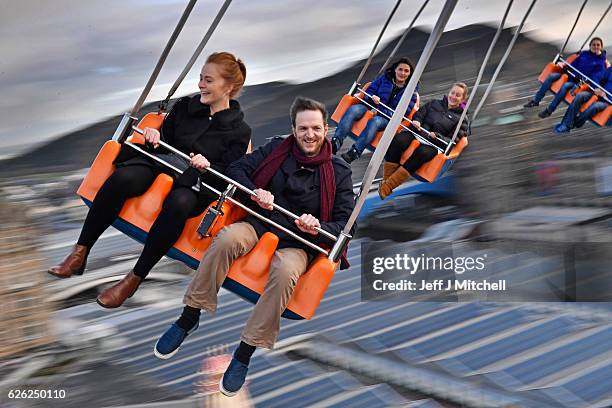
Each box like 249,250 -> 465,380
154,96 -> 354,396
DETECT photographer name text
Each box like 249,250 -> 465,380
372,279 -> 506,291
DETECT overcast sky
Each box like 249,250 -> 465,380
1,0 -> 610,159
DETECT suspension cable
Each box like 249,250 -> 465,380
159,0 -> 233,112
378,0 -> 431,75
579,0 -> 611,50
129,0 -> 198,116
354,0 -> 403,85
444,0 -> 514,155
472,0 -> 537,120
559,0 -> 589,56
337,0 -> 458,252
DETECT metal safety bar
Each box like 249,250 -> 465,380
123,140 -> 330,255
559,56 -> 612,103
130,126 -> 338,242
354,88 -> 448,151
353,177 -> 383,189
335,0 -> 459,261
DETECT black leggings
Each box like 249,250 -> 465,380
385,131 -> 440,174
77,165 -> 203,279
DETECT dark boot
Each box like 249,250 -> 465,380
382,161 -> 400,181
341,146 -> 360,164
331,136 -> 342,155
48,244 -> 88,278
378,167 -> 410,200
538,108 -> 552,118
96,271 -> 142,308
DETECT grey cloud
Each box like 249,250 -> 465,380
1,0 -> 610,156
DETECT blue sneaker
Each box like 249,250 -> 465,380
219,357 -> 249,396
154,321 -> 198,360
553,124 -> 570,134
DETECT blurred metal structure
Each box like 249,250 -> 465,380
0,200 -> 54,359
471,0 -> 537,120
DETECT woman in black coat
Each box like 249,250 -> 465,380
49,52 -> 251,308
378,82 -> 470,199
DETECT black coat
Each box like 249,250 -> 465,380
114,95 -> 251,207
227,138 -> 355,257
412,96 -> 470,142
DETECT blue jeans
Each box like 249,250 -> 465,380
533,73 -> 562,103
534,73 -> 577,112
559,91 -> 592,128
547,82 -> 577,113
576,100 -> 608,128
353,116 -> 389,154
334,104 -> 368,144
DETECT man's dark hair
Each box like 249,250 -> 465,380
290,96 -> 328,127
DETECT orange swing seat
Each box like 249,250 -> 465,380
331,83 -> 420,152
77,113 -> 339,320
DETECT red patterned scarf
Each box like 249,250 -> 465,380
251,136 -> 335,222
251,136 -> 349,268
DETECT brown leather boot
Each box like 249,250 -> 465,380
378,166 -> 410,200
96,271 -> 142,308
48,244 -> 89,278
382,161 -> 400,181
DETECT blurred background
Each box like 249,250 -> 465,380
1,1 -> 611,407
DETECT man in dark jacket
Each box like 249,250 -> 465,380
154,97 -> 354,397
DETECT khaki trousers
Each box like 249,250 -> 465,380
184,222 -> 308,349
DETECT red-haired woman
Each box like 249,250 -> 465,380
49,52 -> 251,308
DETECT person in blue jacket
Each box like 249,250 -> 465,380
553,66 -> 612,133
524,37 -> 606,118
332,58 -> 419,164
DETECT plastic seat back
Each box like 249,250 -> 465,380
77,140 -> 122,202
119,174 -> 174,232
565,83 -> 589,104
78,112 -> 168,227
550,74 -> 569,93
415,137 -> 468,182
350,110 -> 376,136
398,137 -> 468,183
218,217 -> 338,320
576,95 -> 611,126
286,254 -> 338,320
580,95 -> 599,112
227,232 -> 279,293
367,93 -> 420,149
538,53 -> 578,84
592,104 -> 612,126
330,83 -> 371,124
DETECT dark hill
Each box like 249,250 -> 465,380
0,24 -> 558,177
